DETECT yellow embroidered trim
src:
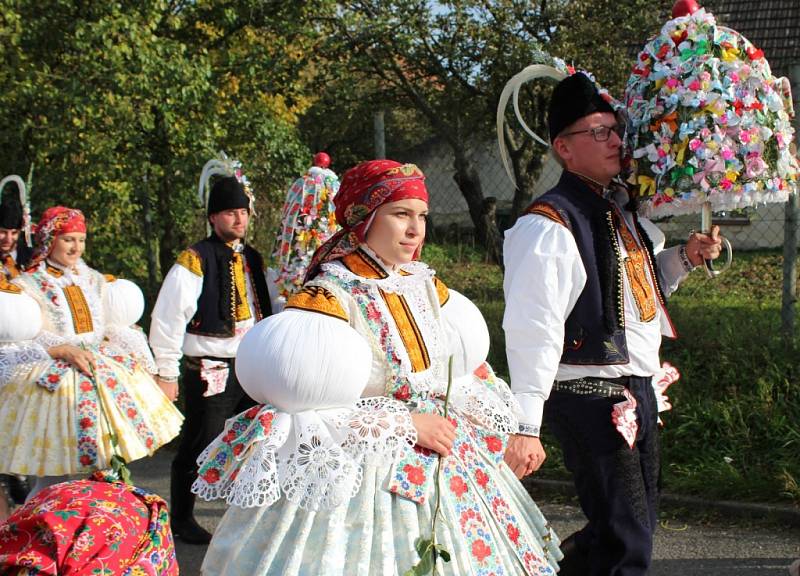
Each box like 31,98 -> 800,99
434,277 -> 449,306
46,264 -> 64,278
2,255 -> 20,279
526,202 -> 567,228
103,274 -> 117,283
381,289 -> 430,373
0,277 -> 21,294
63,284 -> 94,334
231,253 -> 252,322
176,249 -> 203,276
285,286 -> 348,322
615,214 -> 657,323
342,250 -> 388,279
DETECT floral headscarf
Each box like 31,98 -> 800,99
0,472 -> 178,575
305,160 -> 428,281
28,205 -> 86,269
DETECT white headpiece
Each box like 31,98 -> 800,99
0,171 -> 33,247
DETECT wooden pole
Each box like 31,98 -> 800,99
780,64 -> 800,345
374,110 -> 386,159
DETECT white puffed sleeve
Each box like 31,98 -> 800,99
104,278 -> 145,326
193,308 -> 417,511
440,288 -> 521,434
236,309 -> 371,411
102,278 -> 157,374
0,289 -> 50,387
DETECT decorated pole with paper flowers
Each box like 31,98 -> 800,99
271,152 -> 340,297
624,0 -> 798,277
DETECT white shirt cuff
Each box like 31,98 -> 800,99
514,393 -> 545,436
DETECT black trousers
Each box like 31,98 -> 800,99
544,376 -> 659,576
171,356 -> 256,520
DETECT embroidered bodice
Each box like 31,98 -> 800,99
15,260 -> 108,347
302,248 -> 450,399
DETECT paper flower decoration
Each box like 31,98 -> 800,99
625,5 -> 798,217
272,161 -> 340,297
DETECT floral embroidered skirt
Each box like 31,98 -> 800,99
0,354 -> 183,476
202,446 -> 562,575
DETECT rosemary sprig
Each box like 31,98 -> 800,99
404,355 -> 454,576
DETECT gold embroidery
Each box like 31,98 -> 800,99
103,273 -> 117,283
176,249 -> 203,276
343,249 -> 430,371
381,290 -> 430,373
342,250 -> 388,279
63,284 -> 94,334
286,286 -> 348,321
231,253 -> 252,322
434,277 -> 449,306
0,277 -> 21,294
46,264 -> 64,278
615,213 -> 657,323
526,202 -> 568,227
2,255 -> 20,279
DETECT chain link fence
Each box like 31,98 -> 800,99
401,137 -> 793,252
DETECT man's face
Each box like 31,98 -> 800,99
209,208 -> 250,242
0,228 -> 20,254
553,111 -> 622,186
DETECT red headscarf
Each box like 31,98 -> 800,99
28,205 -> 87,269
305,160 -> 428,281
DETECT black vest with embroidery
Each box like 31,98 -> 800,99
15,242 -> 32,269
533,171 -> 666,366
186,235 -> 272,338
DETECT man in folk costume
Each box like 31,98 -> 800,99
0,175 -> 33,281
149,154 -> 280,544
0,174 -> 33,517
502,73 -> 722,575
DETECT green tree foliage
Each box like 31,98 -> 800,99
305,1 -> 671,240
0,0 -> 325,298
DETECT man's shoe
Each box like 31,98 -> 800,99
788,559 -> 800,576
171,516 -> 212,545
557,532 -> 591,576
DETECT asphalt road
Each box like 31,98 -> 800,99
129,450 -> 800,576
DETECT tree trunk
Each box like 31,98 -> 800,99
452,149 -> 503,264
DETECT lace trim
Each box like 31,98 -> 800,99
103,325 -> 158,374
34,330 -> 67,349
321,259 -> 435,294
192,397 -> 416,511
0,341 -> 50,387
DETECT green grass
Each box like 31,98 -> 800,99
423,243 -> 800,506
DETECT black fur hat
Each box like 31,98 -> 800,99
206,176 -> 251,215
548,73 -> 616,142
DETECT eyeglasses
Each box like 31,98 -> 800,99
560,124 -> 625,142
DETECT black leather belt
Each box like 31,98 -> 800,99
552,377 -> 628,399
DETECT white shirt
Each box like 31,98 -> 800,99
503,190 -> 690,433
149,255 -> 284,379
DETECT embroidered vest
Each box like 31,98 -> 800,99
529,171 -> 668,366
186,235 -> 272,338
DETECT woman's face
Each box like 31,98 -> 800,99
365,198 -> 428,268
49,232 -> 86,268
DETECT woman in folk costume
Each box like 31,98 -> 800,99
0,206 -> 183,497
194,160 -> 562,575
